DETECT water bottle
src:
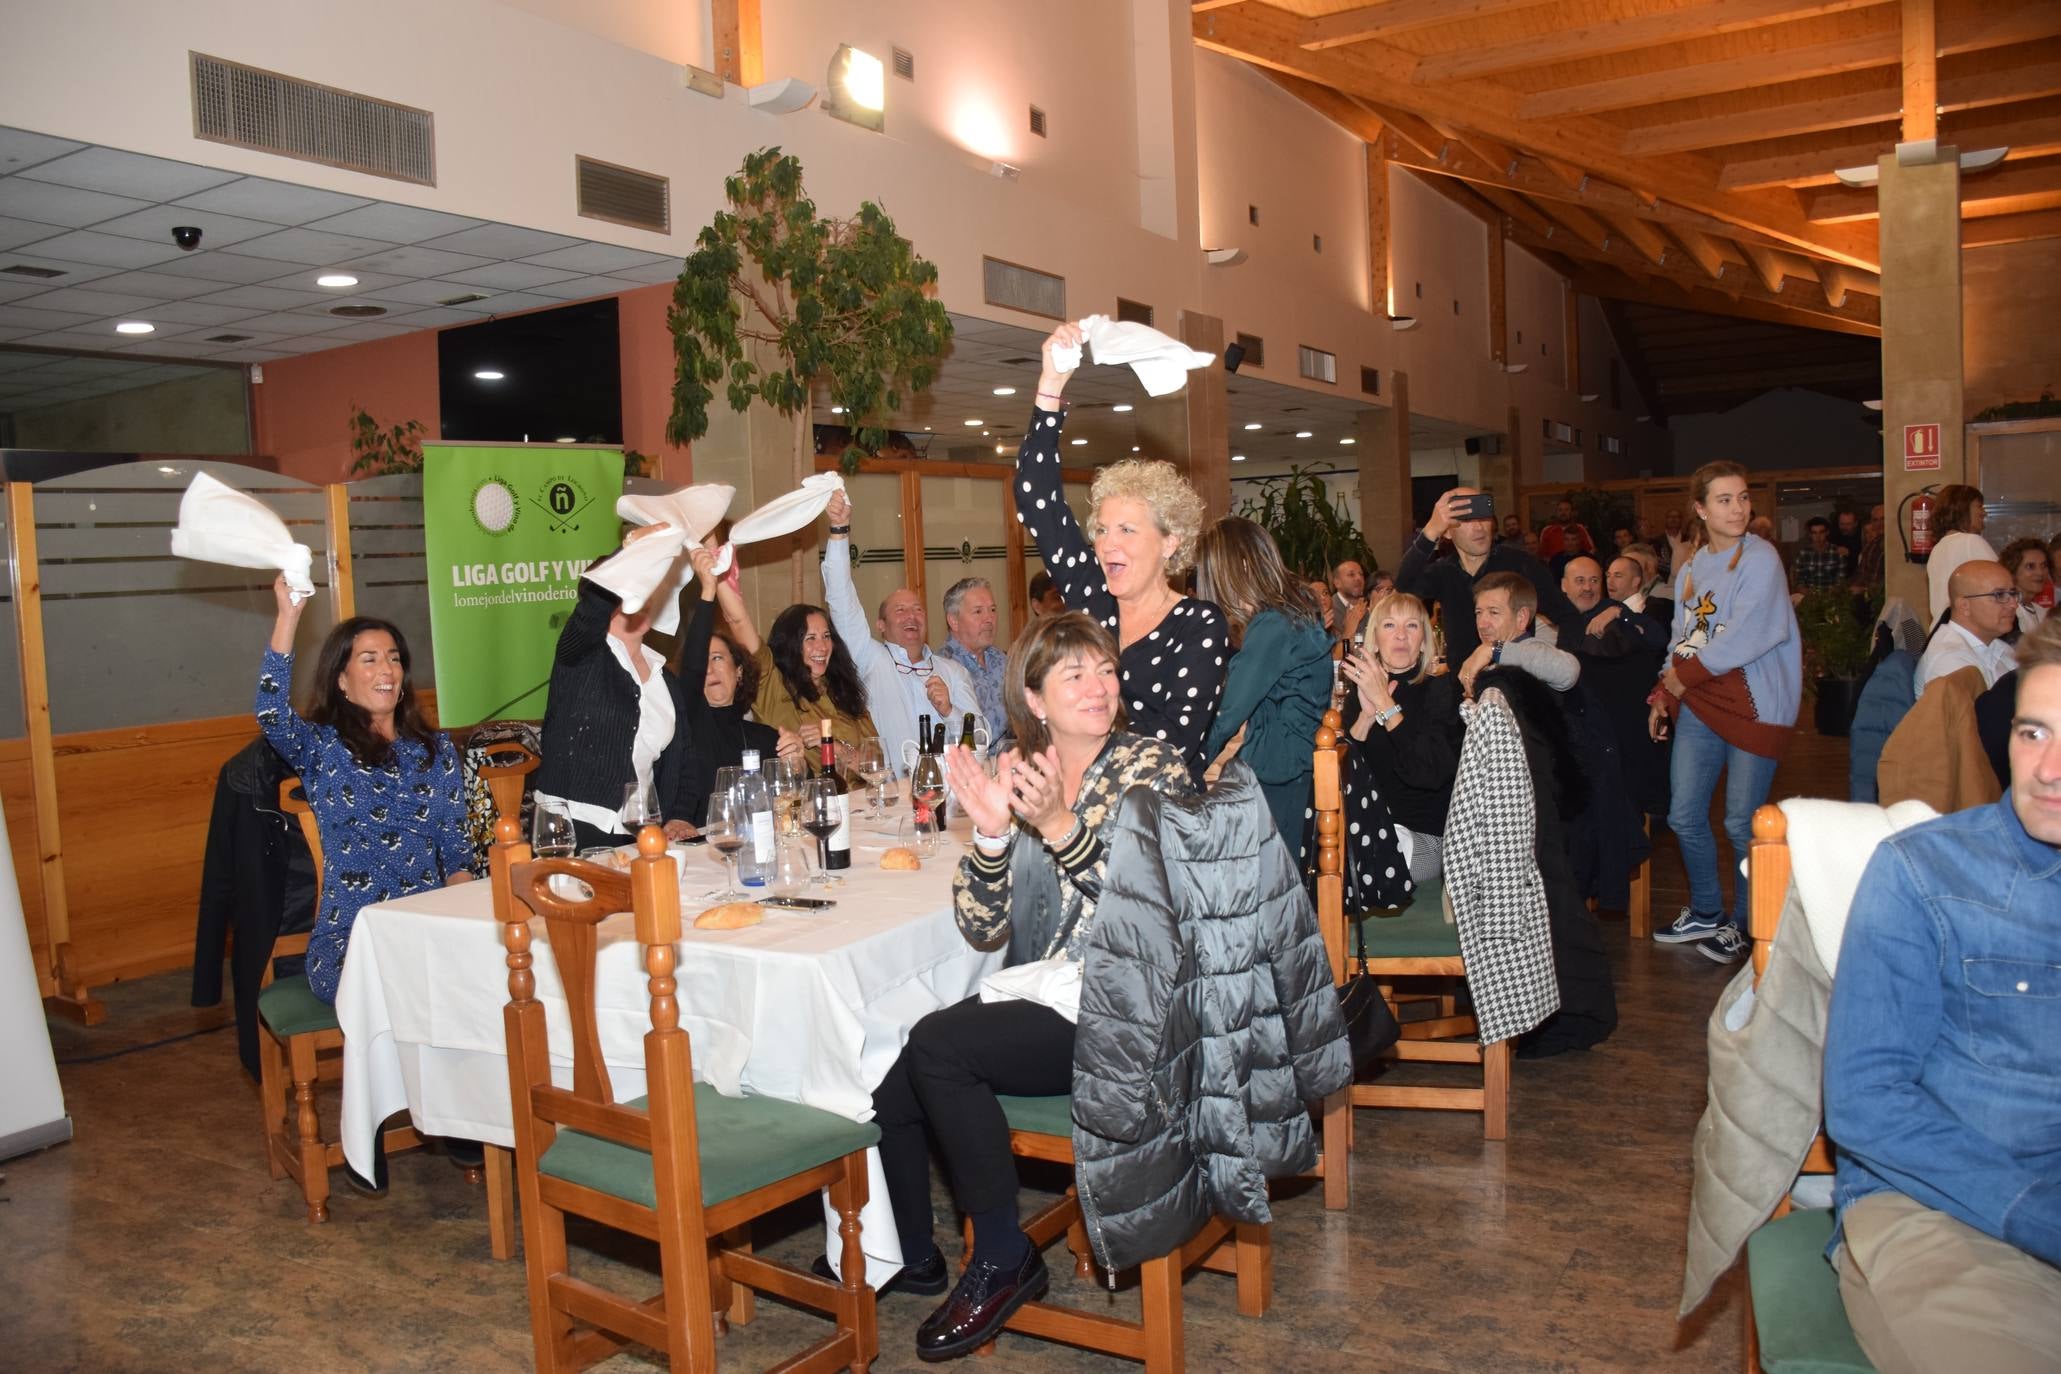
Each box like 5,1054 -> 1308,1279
736,749 -> 776,886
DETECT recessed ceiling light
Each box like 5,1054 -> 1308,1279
316,273 -> 359,288
474,369 -> 505,381
556,436 -> 576,443
994,444 -> 1006,454
1339,437 -> 1355,446
1243,422 -> 1262,431
1131,445 -> 1141,452
1232,454 -> 1247,462
156,465 -> 179,475
115,321 -> 154,335
1295,430 -> 1313,439
964,418 -> 983,426
831,405 -> 844,414
1112,404 -> 1133,413
992,386 -> 1016,396
1070,438 -> 1087,446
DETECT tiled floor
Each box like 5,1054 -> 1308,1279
5,730 -> 1846,1373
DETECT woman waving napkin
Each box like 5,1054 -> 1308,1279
169,471 -> 316,600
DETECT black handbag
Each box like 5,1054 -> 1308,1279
1337,912 -> 1400,1069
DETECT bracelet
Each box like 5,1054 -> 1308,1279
1044,818 -> 1085,852
1035,391 -> 1066,407
827,524 -> 850,535
972,827 -> 1012,855
1374,704 -> 1402,728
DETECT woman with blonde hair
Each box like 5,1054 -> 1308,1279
1194,516 -> 1334,846
1926,484 -> 1997,623
1339,591 -> 1463,885
1014,322 -> 1227,776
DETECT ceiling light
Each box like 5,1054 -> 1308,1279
1070,438 -> 1087,446
1294,430 -> 1313,439
474,369 -> 505,381
316,273 -> 359,288
1131,445 -> 1141,452
825,45 -> 885,130
556,437 -> 576,444
1339,437 -> 1355,445
992,386 -> 1016,396
830,405 -> 844,414
1501,362 -> 1529,374
1242,422 -> 1262,431
1232,454 -> 1247,462
964,418 -> 983,426
115,321 -> 154,335
1579,392 -> 1599,402
995,444 -> 1006,454
989,160 -> 1022,180
1112,404 -> 1133,413
156,465 -> 179,476
1833,141 -> 2009,187
1862,399 -> 1884,411
1636,414 -> 1652,422
1205,248 -> 1247,267
1388,315 -> 1418,331
748,77 -> 816,114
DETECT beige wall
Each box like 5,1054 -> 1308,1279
499,0 -> 711,67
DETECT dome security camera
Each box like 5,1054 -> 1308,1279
172,225 -> 202,251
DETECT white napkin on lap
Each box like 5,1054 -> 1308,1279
169,471 -> 316,601
727,472 -> 848,546
1049,314 -> 1216,397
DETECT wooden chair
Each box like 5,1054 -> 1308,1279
1739,805 -> 1873,1374
963,1093 -> 1271,1371
478,739 -> 540,829
491,819 -> 879,1372
1308,710 -> 1514,1212
257,777 -> 420,1222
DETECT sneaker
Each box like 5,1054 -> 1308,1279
1699,926 -> 1748,965
1654,907 -> 1726,944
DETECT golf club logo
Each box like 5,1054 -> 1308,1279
470,477 -> 519,535
535,473 -> 595,534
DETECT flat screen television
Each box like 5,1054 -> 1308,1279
437,297 -> 623,445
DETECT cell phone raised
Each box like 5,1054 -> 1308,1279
1457,490 -> 1495,523
758,895 -> 836,910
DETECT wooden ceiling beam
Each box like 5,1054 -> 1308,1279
1739,242 -> 1791,293
1903,0 -> 1938,142
1718,106 -> 2061,190
1413,0 -> 1891,85
711,0 -> 763,86
1432,122 -> 1522,178
1605,212 -> 1674,267
1520,33 -> 1902,121
1668,225 -> 1731,278
1404,166 -> 1503,228
1473,184 -> 1560,237
1654,360 -> 1883,397
1359,100 -> 1454,162
1960,207 -> 2061,247
1257,69 -> 1390,143
1298,0 -> 1558,51
1579,268 -> 1883,338
1539,199 -> 1613,249
1195,2 -> 1881,267
1621,58 -> 2061,156
1804,156 -> 2061,222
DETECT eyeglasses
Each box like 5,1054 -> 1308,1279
1957,588 -> 2022,604
891,656 -> 935,677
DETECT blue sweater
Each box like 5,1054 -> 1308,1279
1669,534 -> 1801,736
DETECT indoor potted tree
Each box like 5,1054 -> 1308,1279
1795,587 -> 1874,737
1235,466 -> 1373,581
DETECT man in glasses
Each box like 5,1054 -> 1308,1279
1917,560 -> 2021,692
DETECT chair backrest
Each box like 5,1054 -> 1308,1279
1747,802 -> 1834,1187
1311,708 -> 1348,985
489,818 -> 705,1225
478,741 -> 540,828
269,777 -> 323,977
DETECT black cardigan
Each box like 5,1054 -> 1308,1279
534,575 -> 694,822
1347,669 -> 1463,837
674,599 -> 779,825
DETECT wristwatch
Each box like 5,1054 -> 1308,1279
1374,704 -> 1403,728
1490,639 -> 1506,665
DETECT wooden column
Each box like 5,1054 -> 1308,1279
8,483 -> 100,1023
1367,140 -> 1391,316
326,483 -> 356,620
1901,0 -> 1938,143
713,0 -> 763,88
1487,219 -> 1508,364
1879,150 -> 1963,613
1360,371 -> 1413,571
1178,310 -> 1232,519
1003,489 -> 1027,641
900,469 -> 926,613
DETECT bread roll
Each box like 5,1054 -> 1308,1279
694,901 -> 765,930
880,847 -> 922,871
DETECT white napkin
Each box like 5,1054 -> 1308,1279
1049,314 -> 1216,397
1777,796 -> 1939,974
611,483 -> 735,635
727,472 -> 848,546
168,471 -> 316,601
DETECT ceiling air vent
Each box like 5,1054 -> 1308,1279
191,52 -> 435,186
1233,332 -> 1265,369
576,155 -> 670,234
328,304 -> 387,318
1029,106 -> 1047,138
437,291 -> 490,307
1115,297 -> 1153,327
204,333 -> 254,343
1298,345 -> 1337,384
0,264 -> 66,279
892,47 -> 915,81
983,256 -> 1065,320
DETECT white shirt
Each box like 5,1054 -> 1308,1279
888,642 -> 960,746
1926,530 -> 1998,624
537,635 -> 674,837
1914,619 -> 2015,693
821,540 -> 979,774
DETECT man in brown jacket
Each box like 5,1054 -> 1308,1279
1877,665 -> 2001,813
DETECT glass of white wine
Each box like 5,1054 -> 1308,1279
765,757 -> 805,837
851,739 -> 890,822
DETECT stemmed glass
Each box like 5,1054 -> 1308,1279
851,739 -> 891,822
531,796 -> 575,858
620,778 -> 660,841
799,777 -> 844,887
702,788 -> 747,900
767,840 -> 812,901
766,757 -> 805,837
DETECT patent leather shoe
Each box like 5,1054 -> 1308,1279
914,1246 -> 1048,1362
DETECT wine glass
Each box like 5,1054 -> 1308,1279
531,796 -> 575,858
702,788 -> 747,900
767,840 -> 811,901
851,739 -> 890,821
766,757 -> 805,837
620,778 -> 660,841
799,777 -> 844,887
910,751 -> 946,851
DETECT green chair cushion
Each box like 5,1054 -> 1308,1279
538,1086 -> 881,1211
257,973 -> 340,1038
1746,1208 -> 1875,1374
1355,882 -> 1460,959
996,1094 -> 1073,1139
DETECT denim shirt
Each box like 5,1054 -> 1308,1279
939,637 -> 1008,746
1822,797 -> 2061,1268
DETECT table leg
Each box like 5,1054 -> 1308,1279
486,1144 -> 515,1261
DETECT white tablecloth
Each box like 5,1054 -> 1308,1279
333,820 -> 999,1284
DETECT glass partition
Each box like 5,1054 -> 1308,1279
33,460 -> 335,734
345,473 -> 433,689
919,475 -> 1009,645
835,472 -> 906,632
1972,426 -> 2061,549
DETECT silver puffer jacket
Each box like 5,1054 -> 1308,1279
1069,760 -> 1351,1273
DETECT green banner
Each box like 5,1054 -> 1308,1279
422,443 -> 624,726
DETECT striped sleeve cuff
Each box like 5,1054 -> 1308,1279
1050,824 -> 1102,879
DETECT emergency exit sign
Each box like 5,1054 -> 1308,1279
1904,423 -> 1942,471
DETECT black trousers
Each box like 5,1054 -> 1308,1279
872,996 -> 1076,1259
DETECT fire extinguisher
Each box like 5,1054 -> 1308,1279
1900,486 -> 1937,564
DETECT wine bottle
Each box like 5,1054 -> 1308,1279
736,749 -> 776,886
818,719 -> 851,870
959,712 -> 977,752
916,712 -> 932,772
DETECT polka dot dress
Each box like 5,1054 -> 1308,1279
1301,742 -> 1415,911
1016,405 -> 1227,778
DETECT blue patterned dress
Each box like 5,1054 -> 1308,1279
256,648 -> 471,1002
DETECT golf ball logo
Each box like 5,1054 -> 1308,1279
471,478 -> 519,535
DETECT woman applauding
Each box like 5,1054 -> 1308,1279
864,613 -> 1192,1362
257,576 -> 472,1005
1339,592 -> 1462,887
1194,515 -> 1335,847
1015,322 -> 1226,777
